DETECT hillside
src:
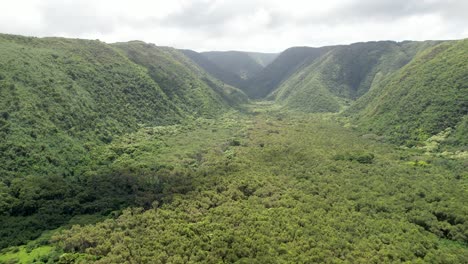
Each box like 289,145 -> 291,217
180,50 -> 278,95
179,49 -> 248,90
347,39 -> 468,146
0,34 -> 247,247
113,42 -> 247,109
273,41 -> 439,112
201,51 -> 277,80
245,46 -> 332,98
201,51 -> 265,80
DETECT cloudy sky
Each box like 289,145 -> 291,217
1,0 -> 467,52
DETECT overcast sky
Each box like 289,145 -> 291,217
1,0 -> 467,52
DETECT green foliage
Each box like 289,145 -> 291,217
445,115 -> 468,149
333,151 -> 375,164
49,105 -> 467,263
246,47 -> 332,98
0,33 -> 246,247
348,39 -> 468,146
273,41 -> 439,113
114,41 -> 247,115
0,245 -> 54,264
0,34 -> 466,263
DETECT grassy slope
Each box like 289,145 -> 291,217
347,39 -> 468,146
273,41 -> 439,112
46,105 -> 467,263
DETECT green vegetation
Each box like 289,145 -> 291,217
113,41 -> 247,114
0,246 -> 54,264
0,33 -> 247,248
184,46 -> 328,99
347,39 -> 468,147
46,106 -> 466,263
180,49 -> 248,90
273,41 -> 439,112
0,33 -> 467,263
245,47 -> 332,99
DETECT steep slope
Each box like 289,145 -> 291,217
347,39 -> 468,146
179,49 -> 247,90
201,51 -> 276,80
273,41 -> 439,112
0,34 -> 246,247
0,35 -> 178,178
113,42 -> 247,111
0,35 -> 245,180
245,46 -> 332,98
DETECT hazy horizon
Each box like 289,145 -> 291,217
1,0 -> 467,52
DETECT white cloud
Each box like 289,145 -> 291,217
0,0 -> 466,52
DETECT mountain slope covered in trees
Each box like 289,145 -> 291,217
113,42 -> 247,109
245,47 -> 333,98
0,33 -> 247,247
272,41 -> 440,112
179,49 -> 248,90
346,39 -> 468,146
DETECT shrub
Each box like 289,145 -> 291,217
333,152 -> 375,164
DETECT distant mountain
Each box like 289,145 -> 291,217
245,47 -> 333,99
180,49 -> 248,90
200,51 -> 278,79
180,50 -> 278,96
346,39 -> 468,146
114,42 -> 247,109
201,51 -> 265,80
272,41 -> 439,112
246,52 -> 278,67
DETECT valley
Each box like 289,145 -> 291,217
2,104 -> 467,263
0,34 -> 467,263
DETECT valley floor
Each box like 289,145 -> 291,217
1,103 -> 467,263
